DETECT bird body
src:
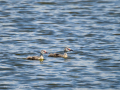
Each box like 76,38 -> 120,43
26,55 -> 43,60
27,50 -> 47,60
48,47 -> 73,58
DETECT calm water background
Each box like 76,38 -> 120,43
0,0 -> 120,90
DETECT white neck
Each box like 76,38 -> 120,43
38,54 -> 44,60
63,52 -> 68,58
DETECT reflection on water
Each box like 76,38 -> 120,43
0,0 -> 120,89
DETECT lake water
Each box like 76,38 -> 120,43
0,0 -> 120,90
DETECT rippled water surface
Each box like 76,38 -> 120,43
0,0 -> 120,90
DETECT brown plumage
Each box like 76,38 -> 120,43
27,50 -> 47,60
48,53 -> 63,57
48,47 -> 73,58
26,56 -> 42,60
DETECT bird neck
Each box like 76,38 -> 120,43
40,53 -> 43,56
39,54 -> 44,60
63,52 -> 68,58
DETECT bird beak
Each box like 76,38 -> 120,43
44,51 -> 48,53
70,49 -> 73,51
68,48 -> 73,51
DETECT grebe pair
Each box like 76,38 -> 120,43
27,47 -> 73,60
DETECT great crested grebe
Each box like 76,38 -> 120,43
27,50 -> 47,60
48,47 -> 73,58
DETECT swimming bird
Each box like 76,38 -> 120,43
27,50 -> 47,60
48,47 -> 73,58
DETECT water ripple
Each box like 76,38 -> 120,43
0,0 -> 120,89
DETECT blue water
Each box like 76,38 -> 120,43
0,0 -> 120,90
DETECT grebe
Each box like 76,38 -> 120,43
48,47 -> 73,58
27,50 -> 47,60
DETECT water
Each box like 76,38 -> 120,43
0,0 -> 120,90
